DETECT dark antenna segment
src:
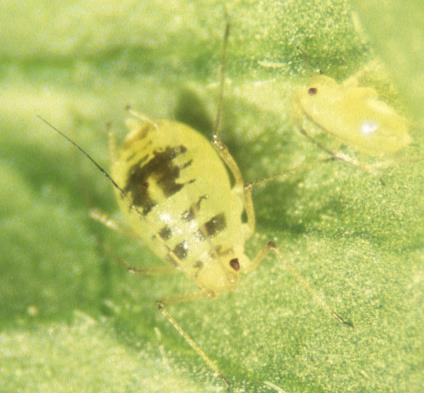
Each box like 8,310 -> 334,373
213,13 -> 230,138
37,115 -> 126,199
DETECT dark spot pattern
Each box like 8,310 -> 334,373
126,151 -> 137,162
181,209 -> 194,222
173,241 -> 188,260
193,260 -> 203,269
202,213 -> 226,237
229,258 -> 240,271
308,87 -> 318,95
123,146 -> 192,215
219,247 -> 233,256
211,245 -> 233,258
181,195 -> 207,222
195,230 -> 206,241
158,226 -> 172,240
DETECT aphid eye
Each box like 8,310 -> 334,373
229,258 -> 240,271
308,87 -> 318,95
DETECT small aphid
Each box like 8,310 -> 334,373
39,20 -> 352,387
294,73 -> 411,157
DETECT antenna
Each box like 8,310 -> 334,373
213,11 -> 230,139
37,115 -> 127,199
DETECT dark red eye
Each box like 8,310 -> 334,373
229,258 -> 240,271
308,87 -> 318,95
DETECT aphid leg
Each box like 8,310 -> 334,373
157,293 -> 230,388
270,245 -> 354,327
257,60 -> 287,69
101,240 -> 175,276
154,327 -> 172,372
213,139 -> 256,235
243,183 -> 256,236
244,240 -> 275,273
247,158 -> 329,191
115,255 -> 175,276
91,211 -> 176,275
263,380 -> 288,393
125,106 -> 159,130
298,127 -> 373,173
245,241 -> 353,327
212,139 -> 243,191
90,208 -> 139,239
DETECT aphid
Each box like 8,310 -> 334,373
293,70 -> 411,165
39,20 -> 351,387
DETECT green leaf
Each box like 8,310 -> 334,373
0,1 -> 422,392
353,0 -> 424,123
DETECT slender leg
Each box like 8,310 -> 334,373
125,105 -> 159,130
244,240 -> 275,273
115,254 -> 175,276
243,183 -> 255,236
298,127 -> 374,173
213,138 -> 256,237
258,60 -> 287,69
264,381 -> 288,393
245,241 -> 353,327
91,209 -> 176,275
154,327 -> 172,372
270,244 -> 353,327
157,292 -> 229,388
212,138 -> 244,188
90,208 -> 140,240
247,158 -> 330,190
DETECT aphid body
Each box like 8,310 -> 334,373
294,74 -> 411,156
112,117 -> 250,295
39,20 -> 352,385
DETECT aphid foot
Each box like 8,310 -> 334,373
332,311 -> 354,328
157,298 -> 229,388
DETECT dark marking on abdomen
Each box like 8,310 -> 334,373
181,195 -> 208,222
173,241 -> 188,260
123,145 -> 193,215
202,213 -> 226,237
158,225 -> 172,240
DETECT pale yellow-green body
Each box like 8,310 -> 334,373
111,118 -> 252,295
41,108 -> 352,385
294,75 -> 411,156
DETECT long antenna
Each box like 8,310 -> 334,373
37,115 -> 127,199
213,12 -> 230,139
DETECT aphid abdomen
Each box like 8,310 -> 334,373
111,119 -> 246,291
307,87 -> 410,155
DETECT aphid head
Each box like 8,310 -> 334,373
297,75 -> 340,115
